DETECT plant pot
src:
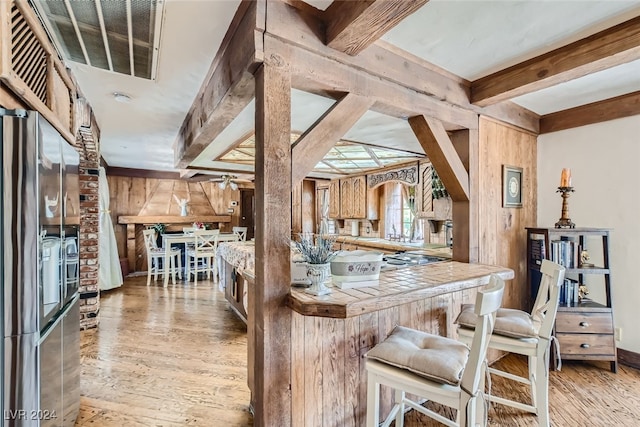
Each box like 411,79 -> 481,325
305,263 -> 332,296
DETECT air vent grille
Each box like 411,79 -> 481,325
32,0 -> 163,80
11,3 -> 48,104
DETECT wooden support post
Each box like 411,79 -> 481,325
409,115 -> 470,201
291,93 -> 373,185
253,46 -> 292,427
126,224 -> 136,274
450,128 -> 479,263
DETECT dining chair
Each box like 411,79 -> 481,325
185,229 -> 220,286
456,260 -> 565,427
232,226 -> 248,241
142,229 -> 182,286
365,275 -> 505,427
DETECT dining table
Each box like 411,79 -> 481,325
161,232 -> 239,286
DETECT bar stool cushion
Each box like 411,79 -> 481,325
366,325 -> 469,386
456,305 -> 540,339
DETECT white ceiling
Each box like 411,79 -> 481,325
61,0 -> 640,176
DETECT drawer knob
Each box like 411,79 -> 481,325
580,343 -> 590,349
579,322 -> 590,328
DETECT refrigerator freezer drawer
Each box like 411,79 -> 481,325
3,333 -> 39,426
39,315 -> 63,427
62,298 -> 80,427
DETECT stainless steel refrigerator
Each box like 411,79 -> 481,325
1,109 -> 80,426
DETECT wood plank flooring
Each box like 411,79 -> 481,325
77,275 -> 640,426
76,276 -> 253,426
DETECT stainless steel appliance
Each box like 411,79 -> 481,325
382,252 -> 447,270
1,109 -> 80,426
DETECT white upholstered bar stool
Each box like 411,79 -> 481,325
456,260 -> 565,427
142,229 -> 182,286
365,275 -> 505,427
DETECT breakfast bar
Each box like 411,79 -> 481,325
284,261 -> 514,426
219,239 -> 515,426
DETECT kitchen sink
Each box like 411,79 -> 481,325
382,253 -> 447,268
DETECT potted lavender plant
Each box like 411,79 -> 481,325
292,233 -> 338,296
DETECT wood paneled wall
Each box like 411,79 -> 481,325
107,174 -> 251,270
478,116 -> 537,310
292,179 -> 317,235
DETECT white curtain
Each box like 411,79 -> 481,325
319,189 -> 330,234
98,167 -> 123,290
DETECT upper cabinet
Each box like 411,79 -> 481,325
329,175 -> 378,220
328,180 -> 341,218
0,1 -> 78,144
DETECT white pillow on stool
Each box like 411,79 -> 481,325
366,325 -> 470,386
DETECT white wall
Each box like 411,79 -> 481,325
538,115 -> 640,353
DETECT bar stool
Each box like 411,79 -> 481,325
365,275 -> 505,427
456,260 -> 565,427
142,229 -> 182,286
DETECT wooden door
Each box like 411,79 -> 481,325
240,189 -> 255,240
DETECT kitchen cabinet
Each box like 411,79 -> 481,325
329,175 -> 378,220
328,179 -> 340,218
223,261 -> 248,322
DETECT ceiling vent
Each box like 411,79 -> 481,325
30,0 -> 164,80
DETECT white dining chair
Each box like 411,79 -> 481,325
142,229 -> 182,286
185,229 -> 220,285
365,275 -> 505,427
456,260 -> 565,427
232,226 -> 248,241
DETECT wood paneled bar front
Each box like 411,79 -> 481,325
243,261 -> 513,426
117,215 -> 231,273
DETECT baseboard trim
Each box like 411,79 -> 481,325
618,348 -> 640,370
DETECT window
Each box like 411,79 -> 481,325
385,183 -> 414,238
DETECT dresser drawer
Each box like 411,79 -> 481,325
556,333 -> 615,357
555,311 -> 613,334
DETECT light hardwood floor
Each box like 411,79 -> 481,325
77,276 -> 640,426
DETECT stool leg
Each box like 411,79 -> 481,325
178,252 -> 183,280
153,258 -> 158,282
395,389 -> 405,427
535,348 -> 550,427
367,372 -> 380,427
147,261 -> 152,286
194,257 -> 199,287
170,255 -> 176,285
165,257 -> 171,287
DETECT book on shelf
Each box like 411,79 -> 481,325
550,238 -> 580,268
529,236 -> 546,265
559,278 -> 580,306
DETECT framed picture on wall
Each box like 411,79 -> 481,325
503,165 -> 523,208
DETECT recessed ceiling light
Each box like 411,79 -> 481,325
113,92 -> 132,103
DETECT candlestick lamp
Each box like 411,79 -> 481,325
555,168 -> 575,228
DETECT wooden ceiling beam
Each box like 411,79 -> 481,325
472,15 -> 640,107
266,0 -> 538,132
291,93 -> 374,184
174,0 -> 264,169
409,115 -> 469,201
540,90 -> 640,134
270,34 -> 477,130
323,0 -> 428,56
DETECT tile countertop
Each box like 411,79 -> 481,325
287,261 -> 514,318
335,235 -> 453,257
